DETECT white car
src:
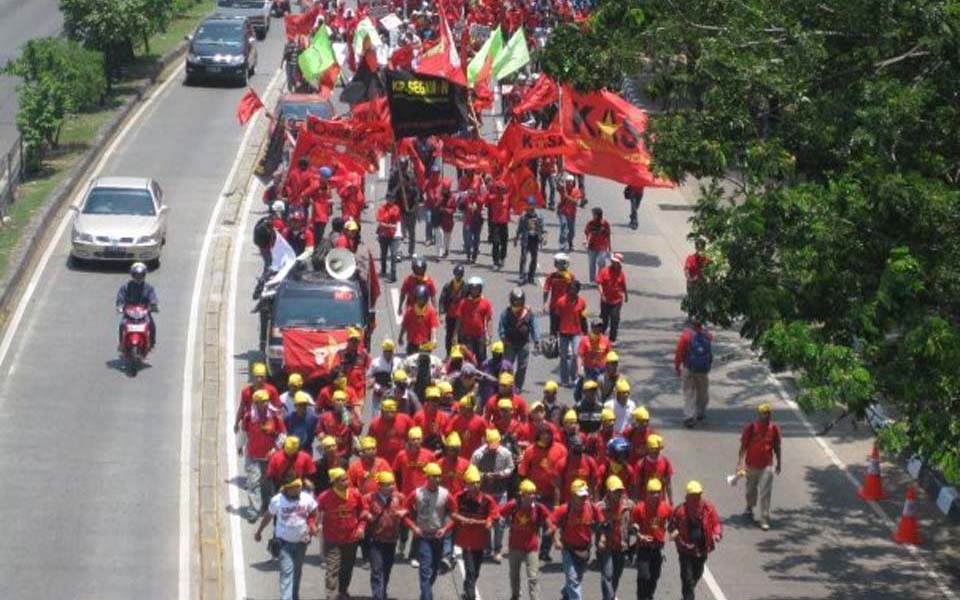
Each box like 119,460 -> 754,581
215,0 -> 271,39
70,177 -> 169,267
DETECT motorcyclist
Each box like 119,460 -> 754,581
116,262 -> 158,349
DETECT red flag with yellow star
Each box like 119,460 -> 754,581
559,86 -> 674,189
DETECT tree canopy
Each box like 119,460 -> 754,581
543,0 -> 960,481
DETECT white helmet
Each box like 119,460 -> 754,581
271,200 -> 285,214
130,262 -> 148,280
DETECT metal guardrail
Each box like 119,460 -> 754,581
0,135 -> 25,222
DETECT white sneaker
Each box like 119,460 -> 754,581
410,558 -> 420,568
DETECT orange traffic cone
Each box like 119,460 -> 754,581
858,443 -> 887,501
893,486 -> 922,545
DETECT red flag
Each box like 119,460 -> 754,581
236,88 -> 264,126
367,250 -> 381,308
389,44 -> 416,70
350,97 -> 394,149
511,73 -> 559,116
508,163 -> 545,213
318,63 -> 341,101
286,123 -> 378,192
415,0 -> 467,86
560,86 -> 674,188
498,119 -> 576,164
284,6 -> 321,41
283,328 -> 351,382
439,136 -> 504,172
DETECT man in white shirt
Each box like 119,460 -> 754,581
367,339 -> 403,415
280,372 -> 313,416
603,378 -> 636,435
254,478 -> 317,600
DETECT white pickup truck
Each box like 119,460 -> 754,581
215,0 -> 271,39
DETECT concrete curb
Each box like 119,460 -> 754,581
0,34 -> 193,333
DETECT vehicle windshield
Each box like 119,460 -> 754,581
194,22 -> 244,46
280,101 -> 334,121
218,0 -> 263,6
275,285 -> 364,329
82,188 -> 155,216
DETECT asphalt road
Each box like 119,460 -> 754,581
0,0 -> 62,154
0,18 -> 286,600
226,92 -> 958,599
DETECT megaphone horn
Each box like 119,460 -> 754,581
325,248 -> 357,281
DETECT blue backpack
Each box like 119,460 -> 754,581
685,328 -> 713,373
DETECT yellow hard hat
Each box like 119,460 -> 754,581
346,326 -> 362,339
393,369 -> 408,382
335,375 -> 348,388
543,380 -> 559,393
601,408 -> 615,422
293,391 -> 312,405
686,480 -> 704,495
252,362 -> 268,377
563,409 -> 578,424
646,434 -> 663,450
333,390 -> 348,402
423,462 -> 442,476
632,406 -> 650,421
438,381 -> 454,394
647,478 -> 663,493
381,399 -> 398,412
497,398 -> 514,410
328,467 -> 347,482
382,339 -> 396,351
606,475 -> 625,492
360,436 -> 377,450
485,429 -> 501,444
498,372 -> 514,386
425,386 -> 441,399
519,479 -> 537,494
570,479 -> 589,495
419,341 -> 436,352
281,478 -> 303,490
582,380 -> 598,391
321,435 -> 337,448
758,402 -> 772,413
252,389 -> 270,403
530,401 -> 545,412
445,431 -> 462,447
491,341 -> 505,354
450,346 -> 464,359
463,465 -> 482,484
288,373 -> 304,387
408,426 -> 423,441
606,351 -> 620,363
376,470 -> 395,484
615,378 -> 631,393
458,394 -> 474,408
345,220 -> 360,232
284,436 -> 301,454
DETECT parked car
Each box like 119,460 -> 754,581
70,177 -> 169,267
185,16 -> 258,86
214,0 -> 271,39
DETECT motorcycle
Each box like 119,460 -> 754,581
120,304 -> 152,376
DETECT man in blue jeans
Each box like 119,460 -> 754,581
254,479 -> 317,600
554,280 -> 586,387
404,462 -> 456,600
363,470 -> 408,600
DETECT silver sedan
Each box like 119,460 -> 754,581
70,176 -> 169,267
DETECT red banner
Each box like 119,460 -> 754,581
287,122 -> 379,183
439,136 -> 504,172
511,73 -> 559,116
283,328 -> 351,381
350,97 -> 394,150
498,119 -> 576,164
284,7 -> 321,41
560,86 -> 674,189
509,163 -> 545,214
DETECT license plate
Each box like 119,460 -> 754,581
103,246 -> 125,257
126,323 -> 147,332
208,66 -> 221,73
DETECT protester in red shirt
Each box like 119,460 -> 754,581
557,174 -> 581,251
235,362 -> 280,433
347,436 -> 393,495
399,286 -> 440,355
445,396 -> 489,459
598,437 -> 638,499
684,238 -> 710,315
317,468 -> 365,599
636,434 -> 674,505
283,209 -> 314,257
577,319 -> 611,378
338,178 -> 365,222
436,180 -> 457,258
552,479 -> 603,599
554,280 -> 586,386
266,435 -> 317,492
393,427 -> 436,496
585,409 -> 616,467
558,436 -> 599,501
622,406 -> 656,465
334,219 -> 360,252
632,478 -> 674,600
315,374 -> 359,414
452,466 -> 500,600
398,258 -> 437,311
737,403 -> 782,530
543,254 -> 576,335
376,195 -> 402,282
596,475 -> 636,600
368,399 -> 414,465
413,386 -> 450,451
243,390 -> 285,519
488,180 -> 512,269
316,390 -> 362,458
455,278 -> 494,363
283,156 -> 314,211
462,189 -> 486,263
519,427 -> 568,566
500,479 -> 555,600
516,402 -> 564,452
669,481 -> 722,600
307,166 -> 334,242
596,254 -> 628,342
583,206 -> 612,283
482,372 -> 529,422
361,470 -> 408,600
438,432 -> 472,495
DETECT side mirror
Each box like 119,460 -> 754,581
159,206 -> 170,215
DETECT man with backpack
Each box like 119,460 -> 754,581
674,316 -> 713,428
498,288 -> 540,392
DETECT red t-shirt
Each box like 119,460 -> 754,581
317,487 -> 364,544
482,393 -> 529,422
414,406 -> 450,443
377,203 -> 401,238
558,187 -> 581,217
544,271 -> 575,311
347,456 -> 394,495
584,219 -> 611,251
340,187 -> 364,221
598,461 -> 637,497
368,413 -> 414,465
400,275 -> 438,307
518,443 -> 568,501
596,266 -> 626,305
553,501 -> 602,549
456,297 -> 493,337
554,295 -> 586,336
559,454 -> 599,501
393,447 -> 436,495
577,335 -> 611,370
402,305 -> 440,346
311,191 -> 332,224
453,491 -> 500,550
501,499 -> 554,552
440,456 -> 471,495
741,421 -> 781,469
266,450 -> 317,484
632,499 -> 673,546
685,253 -> 709,280
239,383 -> 281,416
445,413 -> 489,458
489,192 -> 511,224
636,455 -> 674,495
317,410 -> 362,457
243,410 -> 285,459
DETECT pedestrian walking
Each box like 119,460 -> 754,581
479,343 -> 514,402
367,339 -> 403,416
279,372 -> 309,416
347,436 -> 394,496
624,185 -> 643,229
631,478 -> 673,600
554,280 -> 586,387
453,465 -> 500,600
439,265 -> 468,355
455,277 -> 494,363
498,288 -> 540,391
461,189 -> 485,263
552,479 -> 603,600
489,180 -> 512,269
388,156 -> 421,258
267,436 -> 317,493
518,426 -> 567,561
404,463 -> 456,600
368,399 -> 414,466
515,197 -> 545,283
243,389 -> 286,521
669,481 -> 722,600
284,391 -> 318,454
596,475 -> 635,600
596,254 -> 628,342
399,285 -> 440,355
500,479 -> 555,600
737,403 -> 782,530
636,434 -> 675,505
674,316 -> 713,428
254,478 -> 317,600
317,468 -> 365,600
684,238 -> 709,316
436,180 -> 457,258
583,207 -> 611,283
543,253 -> 575,336
557,175 -> 581,251
539,157 -> 558,208
376,194 -> 402,282
602,378 -> 635,435
362,471 -> 409,600
471,428 -> 516,562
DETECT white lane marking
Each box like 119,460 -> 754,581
763,371 -> 958,600
704,566 -> 729,600
391,286 -> 401,318
379,156 -> 387,180
225,66 -> 285,600
0,64 -> 184,375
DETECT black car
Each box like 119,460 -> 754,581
185,16 -> 258,85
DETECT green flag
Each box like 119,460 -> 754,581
492,28 -> 530,82
467,26 -> 504,87
298,26 -> 338,84
352,17 -> 381,61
